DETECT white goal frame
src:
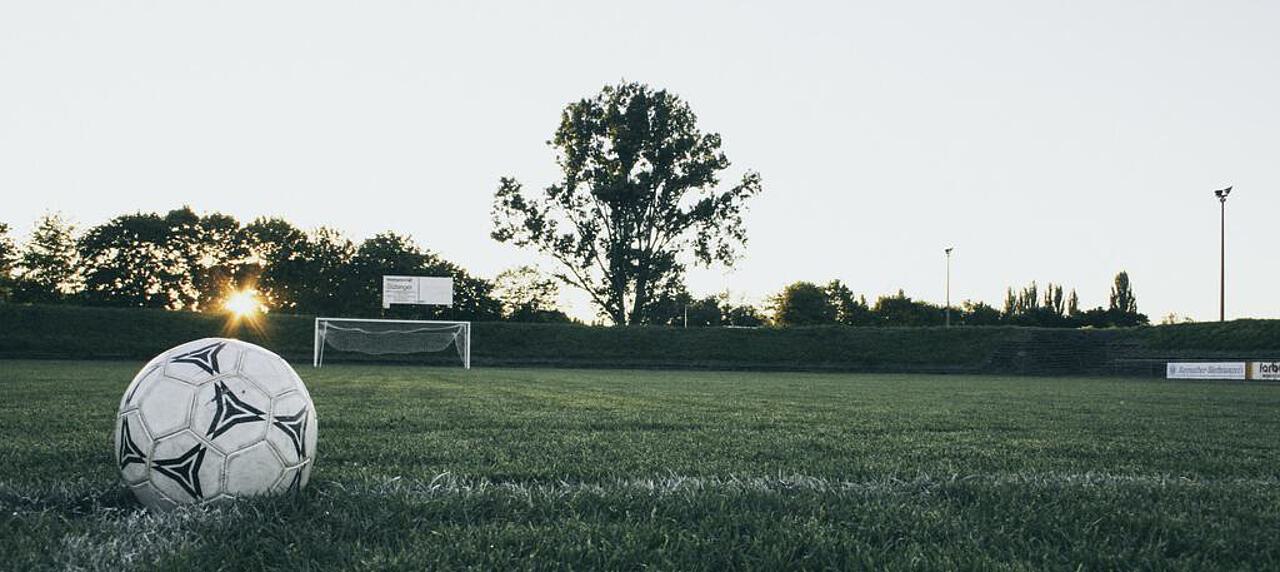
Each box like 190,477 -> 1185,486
313,317 -> 471,369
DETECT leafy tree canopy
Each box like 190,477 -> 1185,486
492,81 -> 762,325
0,222 -> 15,301
771,282 -> 835,326
15,213 -> 80,304
3,208 -> 505,320
78,207 -> 249,310
826,280 -> 872,326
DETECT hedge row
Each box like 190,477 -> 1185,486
1,304 -> 1277,373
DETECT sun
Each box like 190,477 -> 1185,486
224,289 -> 263,319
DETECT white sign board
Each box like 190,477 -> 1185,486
1166,362 -> 1245,380
382,276 -> 453,308
1251,362 -> 1280,381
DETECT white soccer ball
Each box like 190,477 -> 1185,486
115,338 -> 318,510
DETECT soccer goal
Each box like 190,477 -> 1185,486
313,318 -> 471,369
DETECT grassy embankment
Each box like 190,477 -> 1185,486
3,303 -> 1278,374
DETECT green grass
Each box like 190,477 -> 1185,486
2,361 -> 1279,570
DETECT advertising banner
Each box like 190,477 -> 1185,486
1251,362 -> 1280,381
1166,362 -> 1246,380
382,276 -> 453,308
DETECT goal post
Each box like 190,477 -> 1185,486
313,317 -> 471,369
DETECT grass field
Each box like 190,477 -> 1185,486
2,360 -> 1279,570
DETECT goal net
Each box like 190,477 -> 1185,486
313,318 -> 471,369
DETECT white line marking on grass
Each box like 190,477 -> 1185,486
335,472 -> 1280,501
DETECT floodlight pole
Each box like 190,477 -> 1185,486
1214,186 -> 1232,322
945,247 -> 954,327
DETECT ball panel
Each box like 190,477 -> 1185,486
119,364 -> 163,413
224,442 -> 286,497
191,375 -> 270,455
137,377 -> 196,439
267,392 -> 311,465
239,349 -> 298,396
290,368 -> 314,403
163,338 -> 246,386
149,431 -> 225,504
115,411 -> 152,485
197,444 -> 227,500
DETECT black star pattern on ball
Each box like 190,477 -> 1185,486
206,380 -> 266,440
171,341 -> 226,376
152,443 -> 207,500
272,408 -> 309,458
118,418 -> 146,469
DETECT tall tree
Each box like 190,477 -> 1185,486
243,217 -> 312,311
771,282 -> 835,326
1017,282 -> 1039,316
16,213 -> 81,303
0,223 -> 15,301
78,208 -> 250,310
79,211 -> 180,308
683,295 -> 724,327
825,280 -> 872,325
492,82 -> 762,325
183,211 -> 253,311
1044,283 -> 1065,317
1108,271 -> 1137,315
872,290 -> 943,326
290,227 -> 358,315
961,301 -> 1003,325
724,303 -> 766,327
1108,271 -> 1147,326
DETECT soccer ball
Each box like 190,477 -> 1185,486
115,338 -> 318,510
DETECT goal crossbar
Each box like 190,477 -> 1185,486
313,317 -> 471,369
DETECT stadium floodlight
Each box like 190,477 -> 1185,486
1213,186 -> 1232,322
945,247 -> 954,327
313,318 -> 471,369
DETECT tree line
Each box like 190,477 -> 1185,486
0,211 -> 1148,328
765,273 -> 1148,328
0,210 -> 567,322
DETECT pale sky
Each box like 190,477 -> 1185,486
2,1 -> 1276,322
